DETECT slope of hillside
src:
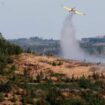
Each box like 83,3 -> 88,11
13,53 -> 105,79
0,52 -> 105,105
1,35 -> 105,105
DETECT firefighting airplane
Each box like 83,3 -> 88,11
64,6 -> 86,16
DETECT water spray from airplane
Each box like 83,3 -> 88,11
60,7 -> 85,60
60,6 -> 105,63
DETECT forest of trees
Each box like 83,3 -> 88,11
0,33 -> 23,70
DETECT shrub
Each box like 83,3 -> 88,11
21,97 -> 27,105
78,76 -> 91,88
92,72 -> 100,80
0,92 -> 4,102
36,99 -> 50,105
51,60 -> 63,66
46,87 -> 63,105
81,92 -> 105,105
62,98 -> 86,105
0,82 -> 12,92
10,65 -> 16,72
11,94 -> 17,103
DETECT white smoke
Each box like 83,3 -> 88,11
60,12 -> 105,63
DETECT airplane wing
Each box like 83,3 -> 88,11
75,10 -> 86,16
63,6 -> 72,11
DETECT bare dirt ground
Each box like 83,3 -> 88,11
13,53 -> 105,78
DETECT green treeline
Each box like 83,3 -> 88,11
0,33 -> 23,70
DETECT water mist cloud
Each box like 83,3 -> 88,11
60,13 -> 105,63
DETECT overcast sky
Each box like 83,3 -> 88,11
0,0 -> 105,39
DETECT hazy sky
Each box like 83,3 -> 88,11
0,0 -> 105,39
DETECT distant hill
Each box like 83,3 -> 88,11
80,37 -> 105,55
9,36 -> 105,56
10,37 -> 61,55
